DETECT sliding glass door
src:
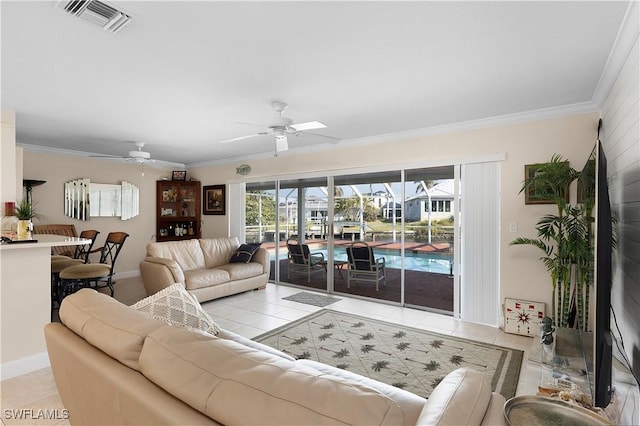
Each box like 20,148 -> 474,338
244,167 -> 459,315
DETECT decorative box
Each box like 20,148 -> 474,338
504,298 -> 545,337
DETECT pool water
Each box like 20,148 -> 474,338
275,246 -> 452,274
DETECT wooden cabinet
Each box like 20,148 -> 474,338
156,180 -> 201,242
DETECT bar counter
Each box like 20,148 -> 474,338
0,234 -> 91,378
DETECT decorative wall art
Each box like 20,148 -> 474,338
203,185 -> 225,215
523,163 -> 570,205
171,170 -> 187,181
504,298 -> 546,337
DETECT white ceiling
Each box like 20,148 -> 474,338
1,1 -> 630,167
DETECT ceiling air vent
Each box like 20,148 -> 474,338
60,0 -> 131,34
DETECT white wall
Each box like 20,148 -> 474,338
189,112 -> 599,319
1,109 -> 18,207
22,151 -> 175,274
601,16 -> 639,379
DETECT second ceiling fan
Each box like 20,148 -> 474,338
219,102 -> 336,156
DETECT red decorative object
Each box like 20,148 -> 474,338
504,298 -> 546,337
4,202 -> 15,216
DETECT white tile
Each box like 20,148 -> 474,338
271,307 -> 315,321
417,313 -> 460,334
494,331 -> 536,351
386,308 -> 433,326
452,322 -> 500,343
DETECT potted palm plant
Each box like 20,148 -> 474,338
14,199 -> 34,238
511,154 -> 594,330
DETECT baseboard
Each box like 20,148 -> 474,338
115,269 -> 141,279
1,351 -> 50,381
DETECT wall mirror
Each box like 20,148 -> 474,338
64,179 -> 139,220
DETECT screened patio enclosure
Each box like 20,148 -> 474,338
245,166 -> 458,314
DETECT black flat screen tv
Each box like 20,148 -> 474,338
593,134 -> 613,408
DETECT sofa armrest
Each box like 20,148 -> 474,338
480,392 -> 507,426
140,257 -> 186,296
251,248 -> 271,276
416,368 -> 493,426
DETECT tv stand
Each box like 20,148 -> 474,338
537,328 -> 594,402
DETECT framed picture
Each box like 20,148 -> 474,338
523,163 -> 569,205
203,185 -> 225,215
172,170 -> 187,181
504,298 -> 545,337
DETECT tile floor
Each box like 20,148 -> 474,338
2,280 -> 635,425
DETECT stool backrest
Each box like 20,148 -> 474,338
99,232 -> 130,273
74,230 -> 100,263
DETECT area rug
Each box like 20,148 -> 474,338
282,291 -> 342,307
254,309 -> 523,399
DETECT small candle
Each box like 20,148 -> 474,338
4,202 -> 15,216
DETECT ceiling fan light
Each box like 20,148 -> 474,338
276,133 -> 288,153
128,150 -> 150,159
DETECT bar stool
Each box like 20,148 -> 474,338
51,230 -> 100,305
59,232 -> 129,302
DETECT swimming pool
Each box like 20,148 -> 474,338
274,246 -> 452,274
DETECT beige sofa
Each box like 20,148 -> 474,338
45,289 -> 508,425
140,237 -> 269,302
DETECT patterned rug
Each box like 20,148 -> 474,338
282,291 -> 342,307
254,309 -> 523,399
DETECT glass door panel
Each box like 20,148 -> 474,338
403,166 -> 456,314
277,177 -> 328,291
245,182 -> 280,282
332,171 -> 402,303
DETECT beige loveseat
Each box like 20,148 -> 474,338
140,237 -> 269,302
45,289 -> 508,425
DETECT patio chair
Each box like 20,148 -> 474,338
286,238 -> 325,283
346,241 -> 386,291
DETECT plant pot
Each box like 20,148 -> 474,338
17,219 -> 31,239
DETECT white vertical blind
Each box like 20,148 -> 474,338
228,182 -> 245,239
460,162 -> 500,326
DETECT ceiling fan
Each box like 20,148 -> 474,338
219,102 -> 337,156
91,142 -> 156,164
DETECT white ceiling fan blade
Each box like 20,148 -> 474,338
307,132 -> 341,143
235,121 -> 268,128
290,121 -> 326,131
89,154 -> 126,159
219,133 -> 266,144
127,157 -> 156,163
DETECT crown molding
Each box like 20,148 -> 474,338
187,101 -> 598,169
592,1 -> 639,107
18,143 -> 186,169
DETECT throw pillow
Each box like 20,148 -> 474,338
132,283 -> 221,336
229,243 -> 260,264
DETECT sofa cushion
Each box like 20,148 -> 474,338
184,268 -> 231,290
146,239 -> 206,271
216,329 -> 296,361
59,289 -> 166,371
416,368 -> 491,426
132,283 -> 221,336
229,243 -> 260,263
217,262 -> 265,281
140,326 -> 406,426
199,237 -> 239,269
297,359 -> 426,425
